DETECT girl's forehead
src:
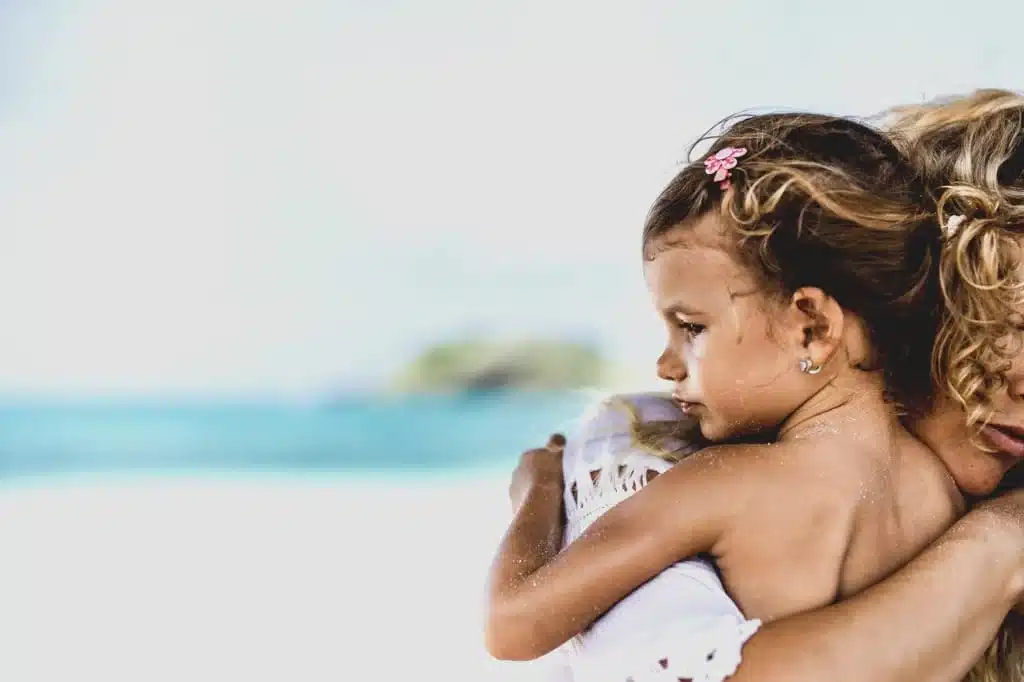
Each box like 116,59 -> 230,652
643,239 -> 760,311
644,240 -> 736,276
652,212 -> 732,250
644,217 -> 752,282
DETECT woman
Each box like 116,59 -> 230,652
492,89 -> 1024,682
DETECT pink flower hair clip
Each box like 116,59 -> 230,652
704,146 -> 747,190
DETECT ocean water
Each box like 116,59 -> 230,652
0,392 -> 592,681
0,391 -> 594,481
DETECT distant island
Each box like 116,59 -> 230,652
394,339 -> 607,393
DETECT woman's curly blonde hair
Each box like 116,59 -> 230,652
883,89 -> 1024,682
885,89 -> 1024,428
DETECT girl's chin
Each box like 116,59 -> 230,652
698,417 -> 763,444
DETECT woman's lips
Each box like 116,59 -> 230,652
981,423 -> 1024,459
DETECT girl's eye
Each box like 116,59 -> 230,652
675,319 -> 706,338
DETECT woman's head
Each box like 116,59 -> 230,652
886,89 -> 1024,496
644,112 -> 942,442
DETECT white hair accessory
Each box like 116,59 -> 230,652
942,214 -> 966,239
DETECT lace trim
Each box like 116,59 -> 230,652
565,457 -> 665,542
562,436 -> 669,657
563,399 -> 671,542
573,617 -> 761,682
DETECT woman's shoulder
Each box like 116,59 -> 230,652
566,392 -> 703,467
573,392 -> 683,436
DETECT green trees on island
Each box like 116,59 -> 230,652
395,339 -> 607,392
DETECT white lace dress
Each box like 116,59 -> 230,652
554,393 -> 761,682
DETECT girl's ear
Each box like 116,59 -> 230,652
788,287 -> 844,371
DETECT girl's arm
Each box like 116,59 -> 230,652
483,469 -> 565,660
490,456 -> 1024,682
484,440 -> 792,660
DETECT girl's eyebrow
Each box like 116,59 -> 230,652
663,302 -> 703,316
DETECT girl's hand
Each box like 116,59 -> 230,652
509,434 -> 566,509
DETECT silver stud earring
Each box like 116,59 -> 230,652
799,358 -> 822,375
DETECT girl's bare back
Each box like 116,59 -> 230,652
714,425 -> 962,622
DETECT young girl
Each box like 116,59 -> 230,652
484,110 -> 1024,682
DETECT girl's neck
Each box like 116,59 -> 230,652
773,368 -> 966,518
776,369 -> 896,443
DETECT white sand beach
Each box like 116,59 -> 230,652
0,474 -> 556,682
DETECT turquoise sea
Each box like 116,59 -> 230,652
0,391 -> 593,481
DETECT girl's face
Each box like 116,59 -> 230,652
913,350 -> 1024,497
644,215 -> 822,442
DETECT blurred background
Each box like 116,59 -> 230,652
0,1 -> 1018,680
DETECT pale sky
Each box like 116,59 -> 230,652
0,0 -> 1019,395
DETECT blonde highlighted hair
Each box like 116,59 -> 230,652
963,612 -> 1024,682
886,89 -> 1024,428
645,114 -> 943,400
631,111 -> 945,455
886,89 -> 1024,682
605,394 -> 706,463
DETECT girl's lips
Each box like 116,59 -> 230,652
671,397 -> 702,415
